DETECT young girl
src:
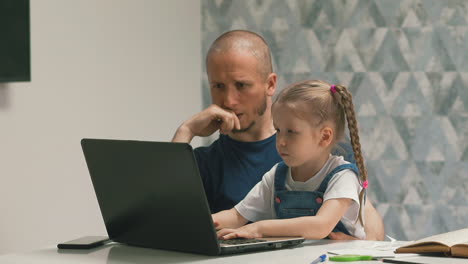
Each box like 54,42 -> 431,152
212,80 -> 368,240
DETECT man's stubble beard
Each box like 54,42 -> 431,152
232,94 -> 267,134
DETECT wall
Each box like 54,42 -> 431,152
202,0 -> 468,240
0,0 -> 201,254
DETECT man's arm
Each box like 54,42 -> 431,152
172,123 -> 196,143
363,200 -> 385,240
328,200 -> 385,241
172,104 -> 240,143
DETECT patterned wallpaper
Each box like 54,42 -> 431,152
201,0 -> 468,240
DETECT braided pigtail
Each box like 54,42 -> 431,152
333,84 -> 368,226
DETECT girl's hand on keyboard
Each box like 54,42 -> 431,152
213,220 -> 221,231
217,223 -> 262,240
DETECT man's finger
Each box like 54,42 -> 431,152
233,115 -> 241,130
219,115 -> 235,134
219,120 -> 229,134
226,116 -> 235,133
212,108 -> 240,133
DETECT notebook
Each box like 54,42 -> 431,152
81,138 -> 304,255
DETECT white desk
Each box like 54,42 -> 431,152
2,240 -> 467,264
0,240 -> 392,264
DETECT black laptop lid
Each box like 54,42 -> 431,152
81,139 -> 220,255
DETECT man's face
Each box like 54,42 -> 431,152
207,50 -> 271,133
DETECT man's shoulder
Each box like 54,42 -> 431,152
194,133 -> 280,165
332,141 -> 355,163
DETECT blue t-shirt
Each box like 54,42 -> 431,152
194,134 -> 356,213
194,134 -> 281,213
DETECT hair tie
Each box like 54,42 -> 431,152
330,85 -> 337,93
362,180 -> 369,189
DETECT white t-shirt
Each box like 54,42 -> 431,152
234,155 -> 366,239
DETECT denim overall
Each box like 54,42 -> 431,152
273,162 -> 360,236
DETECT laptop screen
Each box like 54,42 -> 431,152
81,139 -> 220,255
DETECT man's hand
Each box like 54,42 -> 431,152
172,104 -> 241,143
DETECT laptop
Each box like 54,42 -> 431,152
81,138 -> 304,255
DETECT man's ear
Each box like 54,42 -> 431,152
320,126 -> 334,147
266,73 -> 277,96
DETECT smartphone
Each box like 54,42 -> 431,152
57,236 -> 110,249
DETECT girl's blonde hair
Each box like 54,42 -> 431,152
273,80 -> 368,225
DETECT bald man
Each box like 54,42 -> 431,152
172,30 -> 384,240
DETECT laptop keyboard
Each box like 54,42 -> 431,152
219,238 -> 267,245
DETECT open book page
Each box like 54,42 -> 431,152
411,228 -> 468,247
383,255 -> 468,264
451,243 -> 468,257
396,228 -> 468,254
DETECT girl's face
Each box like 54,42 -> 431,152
272,103 -> 328,169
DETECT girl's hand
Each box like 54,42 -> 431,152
328,231 -> 358,240
213,220 -> 220,231
217,223 -> 262,240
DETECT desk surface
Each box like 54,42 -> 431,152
0,240 -> 396,264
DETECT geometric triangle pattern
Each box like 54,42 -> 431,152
202,0 -> 468,240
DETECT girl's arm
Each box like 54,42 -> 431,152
218,198 -> 351,240
213,165 -> 276,231
212,208 -> 249,230
212,166 -> 277,232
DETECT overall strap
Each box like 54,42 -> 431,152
274,162 -> 288,192
317,163 -> 359,194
